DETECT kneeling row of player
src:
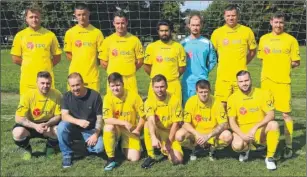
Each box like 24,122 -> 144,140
12,71 -> 279,171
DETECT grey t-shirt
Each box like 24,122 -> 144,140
62,88 -> 102,130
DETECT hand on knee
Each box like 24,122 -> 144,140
104,124 -> 115,132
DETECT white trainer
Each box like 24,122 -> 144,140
265,157 -> 277,170
239,150 -> 250,162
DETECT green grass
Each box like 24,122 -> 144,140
1,47 -> 306,176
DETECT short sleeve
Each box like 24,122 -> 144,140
171,99 -> 183,123
290,38 -> 300,61
102,95 -> 114,119
210,30 -> 218,50
54,92 -> 62,116
98,38 -> 109,61
97,30 -> 105,53
15,93 -> 30,117
135,95 -> 146,118
257,36 -> 264,60
144,44 -> 153,65
247,28 -> 257,50
183,99 -> 193,123
227,95 -> 237,118
216,103 -> 228,124
51,33 -> 62,55
178,44 -> 186,67
261,91 -> 275,113
135,38 -> 144,59
144,99 -> 155,119
63,30 -> 72,52
11,33 -> 22,56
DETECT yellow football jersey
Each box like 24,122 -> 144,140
227,88 -> 274,129
144,40 -> 186,81
211,24 -> 257,81
257,32 -> 300,83
16,88 -> 62,123
144,93 -> 183,130
11,27 -> 62,92
184,95 -> 227,134
64,24 -> 104,83
98,33 -> 144,76
103,89 -> 145,127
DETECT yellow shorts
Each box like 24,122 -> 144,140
148,79 -> 182,104
261,78 -> 291,112
115,127 -> 141,151
214,79 -> 238,102
180,132 -> 227,150
156,128 -> 183,155
67,81 -> 100,93
106,74 -> 138,94
240,124 -> 266,150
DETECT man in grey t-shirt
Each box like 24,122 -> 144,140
57,72 -> 103,168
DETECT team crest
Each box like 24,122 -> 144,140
223,39 -> 229,46
33,108 -> 41,116
156,56 -> 163,63
264,47 -> 270,54
239,107 -> 247,115
195,115 -> 202,122
27,42 -> 34,50
75,40 -> 82,47
112,49 -> 118,56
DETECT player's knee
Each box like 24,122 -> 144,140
220,130 -> 233,144
231,140 -> 244,152
172,155 -> 183,165
175,130 -> 185,142
103,124 -> 115,132
268,121 -> 279,131
12,127 -> 28,140
127,154 -> 140,162
282,113 -> 292,121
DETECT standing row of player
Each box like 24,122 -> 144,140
10,3 -> 300,171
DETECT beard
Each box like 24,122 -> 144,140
160,35 -> 171,42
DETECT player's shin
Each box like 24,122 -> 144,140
103,131 -> 116,158
266,129 -> 280,158
284,120 -> 293,148
144,127 -> 155,158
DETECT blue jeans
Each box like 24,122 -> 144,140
57,121 -> 104,158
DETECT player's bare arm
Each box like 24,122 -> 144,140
132,116 -> 145,136
135,58 -> 144,70
16,115 -> 47,133
147,115 -> 161,148
143,64 -> 152,76
104,117 -> 132,132
65,52 -> 72,61
45,115 -> 61,127
178,66 -> 186,77
247,110 -> 274,139
207,122 -> 229,139
246,49 -> 256,64
52,54 -> 61,66
61,109 -> 89,128
100,60 -> 108,69
229,116 -> 250,141
291,60 -> 300,68
11,55 -> 22,66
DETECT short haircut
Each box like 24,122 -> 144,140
185,11 -> 204,26
68,72 -> 84,83
75,3 -> 89,11
151,74 -> 168,87
108,72 -> 124,84
37,71 -> 52,80
113,10 -> 127,20
236,70 -> 251,78
196,79 -> 211,90
157,19 -> 174,32
271,12 -> 285,20
224,4 -> 239,15
25,6 -> 42,17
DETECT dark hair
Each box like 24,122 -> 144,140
37,71 -> 51,80
224,4 -> 239,15
68,72 -> 84,83
196,79 -> 211,90
108,72 -> 124,84
113,10 -> 127,20
25,6 -> 42,17
271,12 -> 285,20
75,3 -> 89,11
152,74 -> 168,87
185,11 -> 204,26
157,19 -> 174,32
236,70 -> 251,78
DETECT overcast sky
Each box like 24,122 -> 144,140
181,1 -> 212,11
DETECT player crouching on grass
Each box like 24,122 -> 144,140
103,72 -> 146,171
141,74 -> 183,169
228,70 -> 280,170
12,71 -> 62,160
175,79 -> 232,161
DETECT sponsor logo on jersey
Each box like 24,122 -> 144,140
272,48 -> 282,54
249,107 -> 259,112
223,39 -> 229,45
112,49 -> 118,56
264,47 -> 271,54
27,42 -> 34,49
239,107 -> 247,115
75,40 -> 82,47
33,108 -> 41,116
156,56 -> 163,63
232,39 -> 242,44
195,115 -> 202,122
